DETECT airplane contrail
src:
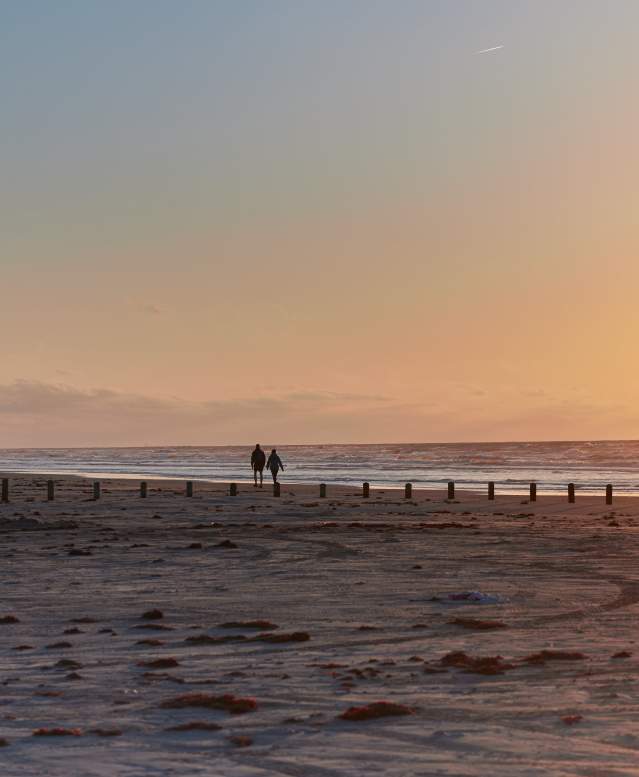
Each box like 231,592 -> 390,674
476,45 -> 504,54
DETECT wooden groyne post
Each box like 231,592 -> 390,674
362,482 -> 370,498
273,482 -> 281,497
1,478 -> 8,503
319,483 -> 326,498
568,483 -> 575,503
606,484 -> 613,505
529,483 -> 537,502
229,483 -> 237,497
186,481 -> 193,498
447,481 -> 455,500
404,482 -> 412,499
47,480 -> 54,501
93,481 -> 101,501
487,481 -> 495,500
140,481 -> 147,498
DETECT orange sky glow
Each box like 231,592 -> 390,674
2,1 -> 639,446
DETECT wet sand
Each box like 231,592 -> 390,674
2,475 -> 639,776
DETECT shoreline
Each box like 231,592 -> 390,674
0,469 -> 633,500
0,471 -> 635,506
2,440 -> 639,498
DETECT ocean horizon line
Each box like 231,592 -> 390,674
1,437 -> 639,451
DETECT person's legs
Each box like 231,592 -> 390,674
259,468 -> 263,487
271,468 -> 277,484
253,467 -> 257,487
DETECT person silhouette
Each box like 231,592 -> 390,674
266,448 -> 284,484
251,444 -> 266,488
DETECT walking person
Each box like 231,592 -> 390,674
251,444 -> 266,488
266,448 -> 285,484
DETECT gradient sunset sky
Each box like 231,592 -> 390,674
2,1 -> 639,446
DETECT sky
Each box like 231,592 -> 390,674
1,0 -> 639,447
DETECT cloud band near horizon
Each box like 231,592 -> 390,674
0,380 -> 636,448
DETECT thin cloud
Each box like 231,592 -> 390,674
138,304 -> 162,316
0,380 -> 398,445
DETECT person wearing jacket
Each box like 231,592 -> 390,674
250,444 -> 266,488
266,449 -> 285,484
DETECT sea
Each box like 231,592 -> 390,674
1,440 -> 639,495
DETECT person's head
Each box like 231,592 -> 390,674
255,444 -> 261,449
271,448 -> 276,454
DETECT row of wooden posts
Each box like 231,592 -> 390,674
0,477 -> 616,504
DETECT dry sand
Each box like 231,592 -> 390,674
2,475 -> 639,776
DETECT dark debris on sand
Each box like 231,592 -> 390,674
449,617 -> 508,631
218,620 -> 278,630
252,631 -> 310,644
160,693 -> 257,714
339,701 -> 415,721
523,650 -> 587,664
439,651 -> 515,675
228,734 -> 253,747
166,721 -> 222,732
32,727 -> 82,737
137,657 -> 180,669
141,609 -> 164,620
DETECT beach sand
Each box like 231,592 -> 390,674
2,475 -> 639,775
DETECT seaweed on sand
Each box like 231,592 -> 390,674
218,620 -> 278,630
141,609 -> 164,620
160,693 -> 257,714
523,650 -> 586,664
166,721 -> 222,732
449,617 -> 508,631
251,631 -> 310,644
439,651 -> 515,675
339,702 -> 415,721
137,658 -> 180,669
